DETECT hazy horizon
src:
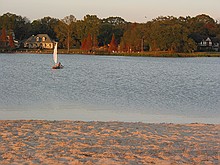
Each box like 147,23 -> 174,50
0,0 -> 219,23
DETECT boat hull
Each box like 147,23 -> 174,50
52,65 -> 64,69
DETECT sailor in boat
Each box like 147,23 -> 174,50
54,62 -> 63,69
56,62 -> 61,67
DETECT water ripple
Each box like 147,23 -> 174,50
0,54 -> 219,122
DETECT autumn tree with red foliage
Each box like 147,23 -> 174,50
1,28 -> 7,41
0,28 -> 8,48
81,33 -> 93,51
108,34 -> 118,52
9,34 -> 15,48
81,38 -> 87,50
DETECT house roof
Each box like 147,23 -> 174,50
25,35 -> 35,43
25,34 -> 53,43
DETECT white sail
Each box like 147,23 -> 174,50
53,42 -> 58,64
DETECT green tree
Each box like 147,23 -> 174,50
83,15 -> 100,38
54,15 -> 77,53
0,12 -> 31,40
98,23 -> 113,46
98,17 -> 127,47
76,15 -> 101,49
31,17 -> 59,39
120,23 -> 143,52
144,16 -> 196,52
189,14 -> 216,35
188,14 -> 219,45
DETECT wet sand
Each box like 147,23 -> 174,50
0,120 -> 219,164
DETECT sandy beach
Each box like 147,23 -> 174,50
0,120 -> 219,164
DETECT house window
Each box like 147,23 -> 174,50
42,37 -> 46,41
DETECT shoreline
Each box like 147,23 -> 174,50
0,120 -> 219,164
1,49 -> 220,57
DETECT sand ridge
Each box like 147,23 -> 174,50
0,120 -> 219,164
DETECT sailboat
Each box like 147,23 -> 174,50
52,42 -> 63,69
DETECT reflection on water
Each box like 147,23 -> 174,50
0,54 -> 219,123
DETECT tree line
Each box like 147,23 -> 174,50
0,12 -> 220,53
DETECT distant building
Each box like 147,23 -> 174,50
24,34 -> 54,49
198,37 -> 220,52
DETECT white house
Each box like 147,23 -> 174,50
198,37 -> 220,52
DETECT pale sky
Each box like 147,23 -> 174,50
0,0 -> 219,22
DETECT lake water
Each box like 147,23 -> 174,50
0,53 -> 219,123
